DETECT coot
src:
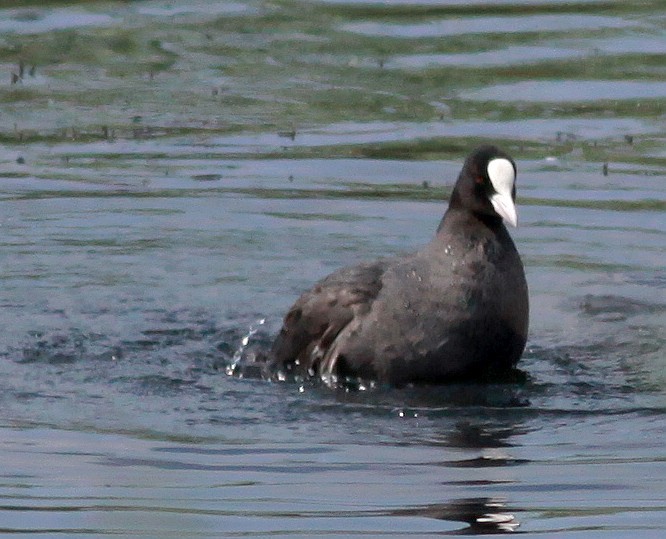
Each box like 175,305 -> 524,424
268,145 -> 529,385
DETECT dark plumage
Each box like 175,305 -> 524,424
268,145 -> 529,386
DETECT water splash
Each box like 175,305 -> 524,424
225,318 -> 266,377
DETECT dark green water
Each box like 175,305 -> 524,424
0,0 -> 664,537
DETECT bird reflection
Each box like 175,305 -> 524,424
445,421 -> 518,449
391,497 -> 521,534
391,421 -> 528,533
438,421 -> 531,468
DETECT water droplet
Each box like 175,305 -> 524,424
227,317 -> 266,376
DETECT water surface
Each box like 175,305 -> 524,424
0,0 -> 664,537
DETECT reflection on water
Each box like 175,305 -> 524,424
0,0 -> 664,537
443,421 -> 519,450
392,498 -> 521,534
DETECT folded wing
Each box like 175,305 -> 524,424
269,260 -> 386,377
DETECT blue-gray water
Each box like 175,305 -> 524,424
0,0 -> 664,537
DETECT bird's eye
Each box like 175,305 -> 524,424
475,176 -> 485,184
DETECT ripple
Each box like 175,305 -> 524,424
0,8 -> 117,34
389,45 -> 583,69
571,35 -> 666,55
576,294 -> 666,320
343,14 -> 633,38
466,80 -> 666,102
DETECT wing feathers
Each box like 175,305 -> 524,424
269,260 -> 386,377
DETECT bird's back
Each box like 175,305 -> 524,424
321,211 -> 528,384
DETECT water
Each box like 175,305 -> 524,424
0,0 -> 664,536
